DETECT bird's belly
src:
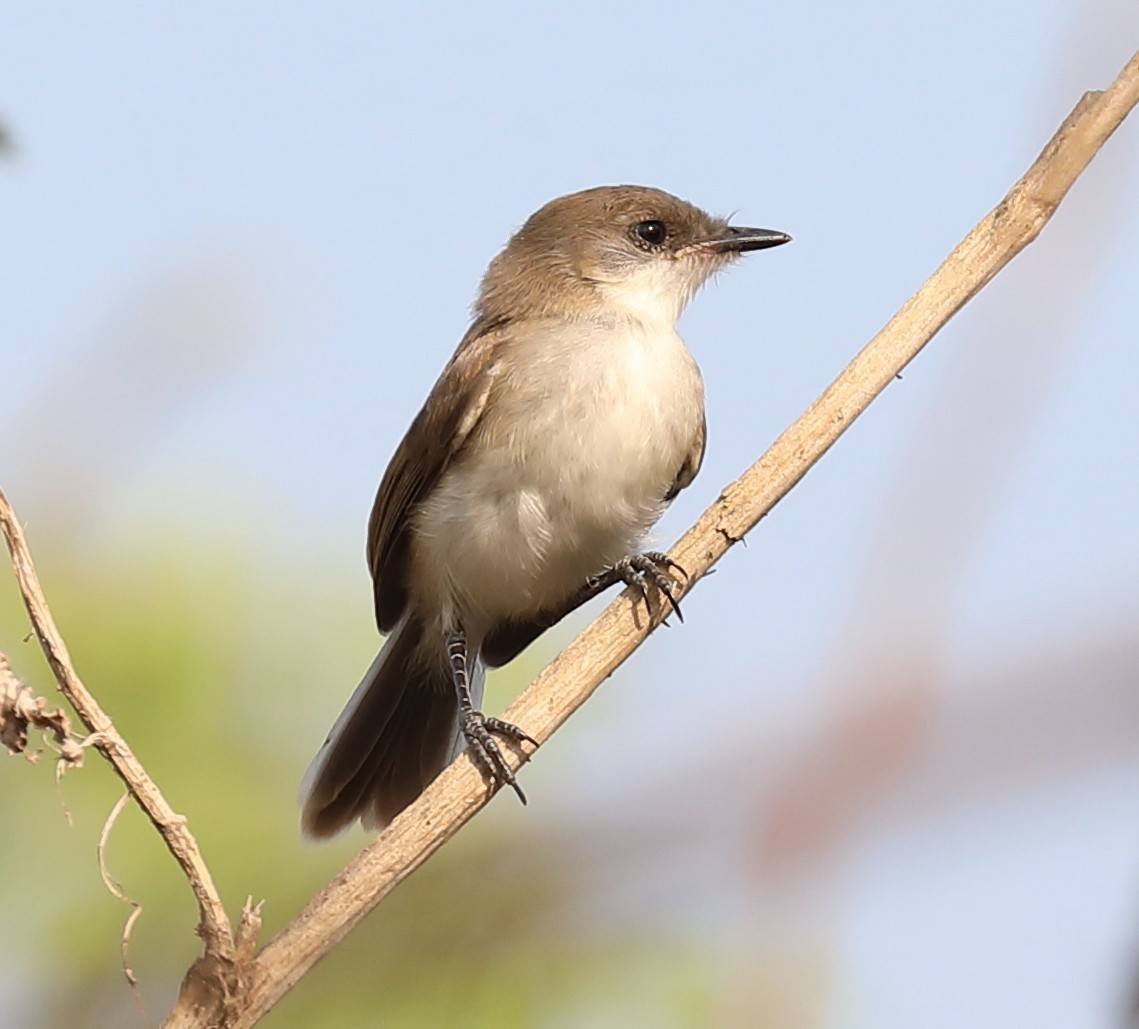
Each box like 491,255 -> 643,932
411,321 -> 704,629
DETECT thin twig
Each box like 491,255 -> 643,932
0,491 -> 235,972
98,792 -> 151,1027
197,49 -> 1138,1029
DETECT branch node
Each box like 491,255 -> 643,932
716,526 -> 743,546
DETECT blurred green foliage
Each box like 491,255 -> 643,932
0,521 -> 736,1028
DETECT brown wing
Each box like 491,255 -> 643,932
367,318 -> 506,631
664,410 -> 706,502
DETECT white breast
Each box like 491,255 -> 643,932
413,314 -> 705,633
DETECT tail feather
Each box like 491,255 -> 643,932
300,618 -> 475,838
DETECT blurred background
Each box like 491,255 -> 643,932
2,3 -> 1138,1027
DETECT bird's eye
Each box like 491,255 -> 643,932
632,219 -> 668,247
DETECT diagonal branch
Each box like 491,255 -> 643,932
0,491 -> 236,972
204,48 -> 1138,1029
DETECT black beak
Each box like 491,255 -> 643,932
702,226 -> 792,253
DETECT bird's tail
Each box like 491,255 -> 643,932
300,617 -> 480,838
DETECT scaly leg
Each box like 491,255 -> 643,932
446,628 -> 537,804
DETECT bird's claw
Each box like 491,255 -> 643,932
611,551 -> 687,622
461,710 -> 535,804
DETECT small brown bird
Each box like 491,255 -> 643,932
301,185 -> 790,837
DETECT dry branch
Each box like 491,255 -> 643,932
200,48 -> 1137,1029
0,491 -> 237,977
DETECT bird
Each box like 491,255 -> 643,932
301,185 -> 790,838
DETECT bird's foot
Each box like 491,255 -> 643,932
589,551 -> 688,622
460,710 -> 537,804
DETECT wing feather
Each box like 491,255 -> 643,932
664,411 -> 705,502
366,319 -> 506,630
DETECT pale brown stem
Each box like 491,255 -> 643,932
211,49 -> 1138,1029
0,490 -> 236,975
